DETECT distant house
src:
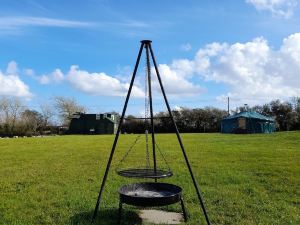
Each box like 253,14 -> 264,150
221,111 -> 275,134
69,113 -> 118,134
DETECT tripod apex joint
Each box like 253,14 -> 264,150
141,40 -> 152,44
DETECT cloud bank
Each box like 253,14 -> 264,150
35,64 -> 203,98
246,0 -> 299,18
6,33 -> 300,105
167,33 -> 300,103
66,65 -> 144,97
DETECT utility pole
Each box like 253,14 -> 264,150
227,97 -> 230,115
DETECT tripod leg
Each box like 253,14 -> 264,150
92,42 -> 145,222
145,43 -> 158,183
118,200 -> 123,225
149,44 -> 211,225
180,197 -> 188,222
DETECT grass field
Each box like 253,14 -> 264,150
0,132 -> 299,225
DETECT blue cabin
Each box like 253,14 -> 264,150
221,111 -> 275,134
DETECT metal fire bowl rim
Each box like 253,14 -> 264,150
118,182 -> 182,198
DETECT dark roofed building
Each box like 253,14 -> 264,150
221,111 -> 275,134
69,113 -> 118,134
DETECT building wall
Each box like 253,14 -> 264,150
69,114 -> 118,134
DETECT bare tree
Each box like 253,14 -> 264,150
0,97 -> 23,136
9,98 -> 23,134
20,109 -> 43,135
53,96 -> 86,125
0,97 -> 9,124
40,103 -> 55,128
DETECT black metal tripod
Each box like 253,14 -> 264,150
92,40 -> 211,225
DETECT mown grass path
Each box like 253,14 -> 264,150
0,132 -> 299,225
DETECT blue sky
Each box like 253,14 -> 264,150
1,0 -> 300,115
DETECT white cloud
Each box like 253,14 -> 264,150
52,69 -> 64,82
155,64 -> 204,96
180,43 -> 192,51
0,16 -> 155,37
6,61 -> 18,74
0,16 -> 92,28
24,68 -> 35,77
173,105 -> 183,111
66,65 -> 144,97
246,0 -> 299,18
39,75 -> 50,84
26,68 -> 64,84
0,61 -> 32,98
184,33 -> 300,104
112,20 -> 150,28
0,16 -> 93,35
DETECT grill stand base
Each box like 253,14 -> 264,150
118,197 -> 188,225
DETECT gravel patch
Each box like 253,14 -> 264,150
139,209 -> 183,224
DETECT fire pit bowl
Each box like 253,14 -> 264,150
119,182 -> 182,207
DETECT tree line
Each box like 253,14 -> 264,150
122,107 -> 228,133
122,98 -> 300,133
0,96 -> 85,137
1,96 -> 299,137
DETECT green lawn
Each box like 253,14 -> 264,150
0,132 -> 299,225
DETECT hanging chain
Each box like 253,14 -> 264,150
155,143 -> 171,171
115,134 -> 142,170
145,130 -> 150,168
145,49 -> 150,168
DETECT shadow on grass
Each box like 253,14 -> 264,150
70,208 -> 142,225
